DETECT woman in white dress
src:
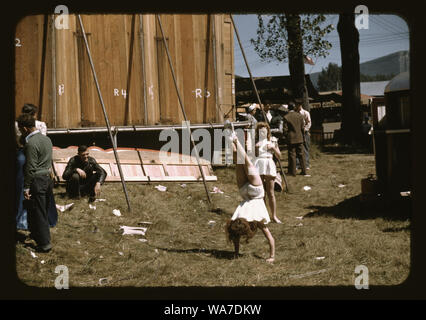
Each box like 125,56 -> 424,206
254,122 -> 282,224
225,128 -> 275,263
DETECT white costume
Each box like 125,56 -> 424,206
231,182 -> 271,224
254,138 -> 277,177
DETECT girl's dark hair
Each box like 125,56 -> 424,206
22,103 -> 38,116
225,218 -> 263,244
16,113 -> 35,128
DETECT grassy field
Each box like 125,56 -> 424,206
15,143 -> 411,288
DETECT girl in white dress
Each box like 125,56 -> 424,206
225,128 -> 275,263
254,122 -> 282,224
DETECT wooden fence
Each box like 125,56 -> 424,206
15,14 -> 235,128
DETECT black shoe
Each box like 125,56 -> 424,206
88,196 -> 96,203
35,243 -> 52,253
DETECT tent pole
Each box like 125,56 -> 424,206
77,14 -> 132,211
156,14 -> 212,204
211,14 -> 222,122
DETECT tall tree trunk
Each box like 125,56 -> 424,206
286,14 -> 310,111
337,13 -> 362,145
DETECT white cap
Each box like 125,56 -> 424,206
247,104 -> 257,112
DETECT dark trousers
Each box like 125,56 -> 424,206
26,174 -> 53,247
16,149 -> 28,230
66,172 -> 100,198
297,132 -> 310,168
287,143 -> 306,175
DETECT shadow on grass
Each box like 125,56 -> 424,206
304,195 -> 411,221
320,144 -> 373,155
156,247 -> 237,260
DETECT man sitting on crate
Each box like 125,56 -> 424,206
62,145 -> 107,202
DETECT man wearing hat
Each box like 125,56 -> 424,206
246,104 -> 258,129
283,102 -> 307,176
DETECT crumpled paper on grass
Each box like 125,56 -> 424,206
120,225 -> 147,236
56,203 -> 74,212
155,185 -> 167,192
210,187 -> 224,194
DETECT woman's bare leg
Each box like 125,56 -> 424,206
231,135 -> 262,187
260,226 -> 275,263
265,176 -> 281,224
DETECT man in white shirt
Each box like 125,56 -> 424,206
295,101 -> 311,170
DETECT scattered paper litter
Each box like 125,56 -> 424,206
295,216 -> 304,220
99,256 -> 104,259
154,249 -> 159,254
315,256 -> 326,260
304,175 -> 311,177
180,184 -> 187,188
95,198 -> 106,202
30,251 -> 37,258
338,184 -> 346,188
155,185 -> 167,192
118,252 -> 124,256
112,209 -> 121,217
208,220 -> 216,225
303,186 -> 311,191
138,239 -> 148,243
120,225 -> 147,236
89,204 -> 96,210
56,203 -> 74,212
41,260 -> 45,264
77,240 -> 81,245
296,223 -> 303,227
210,187 -> 224,194
98,278 -> 108,285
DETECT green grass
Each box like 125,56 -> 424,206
15,144 -> 411,287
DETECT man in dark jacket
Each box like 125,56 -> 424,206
283,102 -> 307,176
62,145 -> 107,201
17,113 -> 54,252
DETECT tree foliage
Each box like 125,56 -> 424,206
318,62 -> 395,92
318,63 -> 342,91
250,14 -> 334,64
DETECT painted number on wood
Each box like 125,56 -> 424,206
58,84 -> 65,96
15,38 -> 22,47
114,89 -> 127,99
193,89 -> 211,99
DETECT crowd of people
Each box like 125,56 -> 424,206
15,100 -> 311,262
226,100 -> 312,262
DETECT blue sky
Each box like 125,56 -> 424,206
232,14 -> 410,77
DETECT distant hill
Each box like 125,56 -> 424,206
309,50 -> 409,89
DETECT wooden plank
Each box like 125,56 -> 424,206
142,14 -> 160,125
179,14 -> 197,123
126,14 -> 144,125
15,15 -> 44,118
55,15 -> 81,128
76,14 -> 99,127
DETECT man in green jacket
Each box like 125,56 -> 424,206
17,113 -> 53,253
